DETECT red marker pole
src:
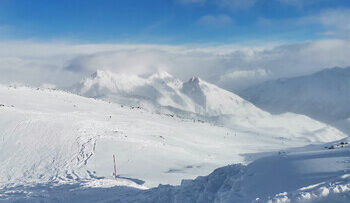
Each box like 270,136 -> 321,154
113,154 -> 117,180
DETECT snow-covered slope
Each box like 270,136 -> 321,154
117,139 -> 350,203
71,70 -> 345,142
333,118 -> 350,136
3,138 -> 350,203
240,67 -> 350,124
0,84 -> 345,191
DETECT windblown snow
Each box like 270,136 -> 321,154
0,70 -> 348,202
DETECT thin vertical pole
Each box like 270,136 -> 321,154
113,154 -> 117,180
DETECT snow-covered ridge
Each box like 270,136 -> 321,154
71,70 -> 345,142
71,70 -> 266,118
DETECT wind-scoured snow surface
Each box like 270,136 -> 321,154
240,67 -> 350,125
0,73 -> 347,202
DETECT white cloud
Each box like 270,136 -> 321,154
317,9 -> 350,35
218,69 -> 269,91
178,0 -> 257,10
1,39 -> 350,92
300,8 -> 350,36
278,0 -> 323,8
178,0 -> 255,9
223,69 -> 268,80
179,0 -> 326,11
217,0 -> 256,10
198,14 -> 233,28
177,0 -> 206,5
277,0 -> 305,7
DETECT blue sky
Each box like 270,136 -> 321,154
1,0 -> 349,44
1,0 -> 350,90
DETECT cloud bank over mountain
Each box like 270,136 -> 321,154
1,39 -> 350,91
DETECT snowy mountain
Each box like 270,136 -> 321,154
71,70 -> 346,141
240,67 -> 350,125
0,84 -> 345,189
1,72 -> 348,202
71,70 -> 265,118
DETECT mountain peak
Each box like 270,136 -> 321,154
90,69 -> 113,79
188,76 -> 201,84
151,70 -> 173,79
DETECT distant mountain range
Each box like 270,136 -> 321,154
240,67 -> 350,134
